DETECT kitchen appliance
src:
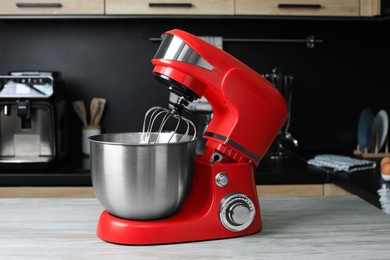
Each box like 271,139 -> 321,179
0,71 -> 67,168
93,29 -> 288,245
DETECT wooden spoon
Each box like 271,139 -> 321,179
72,100 -> 88,126
89,97 -> 100,126
92,98 -> 106,126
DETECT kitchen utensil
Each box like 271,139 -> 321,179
357,107 -> 376,153
91,98 -> 106,126
89,97 -> 99,126
72,100 -> 88,127
90,132 -> 196,220
93,29 -> 287,245
140,106 -> 196,144
264,68 -> 297,159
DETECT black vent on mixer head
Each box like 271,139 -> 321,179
153,73 -> 199,103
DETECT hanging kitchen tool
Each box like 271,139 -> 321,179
264,68 -> 298,159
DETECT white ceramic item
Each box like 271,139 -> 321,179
82,126 -> 101,155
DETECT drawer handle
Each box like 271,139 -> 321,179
148,3 -> 193,8
16,3 -> 62,8
278,4 -> 322,9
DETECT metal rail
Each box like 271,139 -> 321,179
149,35 -> 323,49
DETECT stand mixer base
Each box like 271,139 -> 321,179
96,159 -> 262,245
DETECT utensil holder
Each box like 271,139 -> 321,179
82,125 -> 101,156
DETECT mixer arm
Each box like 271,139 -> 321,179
152,29 -> 288,167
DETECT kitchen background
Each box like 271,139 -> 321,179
1,11 -> 390,156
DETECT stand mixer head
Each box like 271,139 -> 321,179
152,29 -> 288,167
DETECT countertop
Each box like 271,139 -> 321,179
1,196 -> 389,259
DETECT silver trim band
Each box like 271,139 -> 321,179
154,33 -> 213,71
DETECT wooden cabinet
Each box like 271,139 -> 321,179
257,184 -> 350,197
360,0 -> 381,16
0,187 -> 96,198
0,184 -> 350,198
0,0 -> 104,15
235,0 -> 380,17
105,0 -> 234,15
0,0 -> 381,17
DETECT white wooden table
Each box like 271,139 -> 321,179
0,196 -> 389,259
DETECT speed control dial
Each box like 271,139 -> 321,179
219,193 -> 256,232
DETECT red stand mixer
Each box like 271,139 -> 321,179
94,29 -> 288,245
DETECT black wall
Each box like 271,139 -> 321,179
1,17 -> 389,154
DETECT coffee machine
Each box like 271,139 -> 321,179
0,71 -> 67,169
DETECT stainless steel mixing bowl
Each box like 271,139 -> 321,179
89,132 -> 196,220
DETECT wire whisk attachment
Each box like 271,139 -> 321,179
140,106 -> 197,144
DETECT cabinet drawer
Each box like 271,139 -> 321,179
106,0 -> 234,15
0,0 -> 104,15
236,0 -> 360,17
360,0 -> 381,16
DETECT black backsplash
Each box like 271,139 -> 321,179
1,17 -> 389,154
